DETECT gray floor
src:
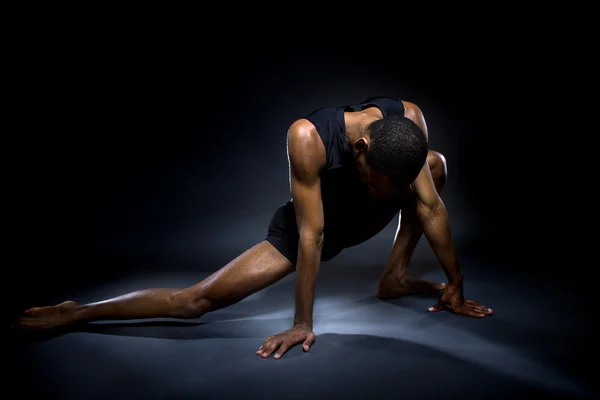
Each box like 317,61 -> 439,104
8,35 -> 589,399
10,237 -> 595,399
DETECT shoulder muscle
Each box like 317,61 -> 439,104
287,119 -> 326,181
401,100 -> 429,140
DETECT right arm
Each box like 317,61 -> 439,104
287,119 -> 327,330
255,118 -> 327,359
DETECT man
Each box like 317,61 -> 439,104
16,96 -> 493,359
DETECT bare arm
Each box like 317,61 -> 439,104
411,161 -> 462,284
287,119 -> 327,329
254,119 -> 327,359
404,101 -> 463,285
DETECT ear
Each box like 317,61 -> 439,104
354,138 -> 368,153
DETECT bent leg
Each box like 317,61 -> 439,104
376,150 -> 447,298
17,241 -> 294,330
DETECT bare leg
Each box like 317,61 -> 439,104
16,241 -> 293,331
376,151 -> 447,298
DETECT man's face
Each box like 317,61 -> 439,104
353,138 -> 407,199
359,165 -> 398,198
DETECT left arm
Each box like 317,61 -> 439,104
405,101 -> 492,317
404,101 -> 462,285
411,161 -> 463,285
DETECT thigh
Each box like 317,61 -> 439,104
192,240 -> 295,301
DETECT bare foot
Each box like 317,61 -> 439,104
377,277 -> 445,299
15,301 -> 80,331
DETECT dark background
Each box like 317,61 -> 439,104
10,36 -> 582,310
6,11 -> 597,398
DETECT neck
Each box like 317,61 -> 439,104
344,111 -> 378,145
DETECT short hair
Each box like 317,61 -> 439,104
366,115 -> 429,187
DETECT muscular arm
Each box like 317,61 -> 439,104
404,101 -> 463,285
287,119 -> 326,329
411,161 -> 462,284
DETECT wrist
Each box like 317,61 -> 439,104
447,272 -> 464,286
293,321 -> 313,330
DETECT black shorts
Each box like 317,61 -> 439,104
266,201 -> 342,264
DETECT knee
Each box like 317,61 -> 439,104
427,150 -> 447,176
168,288 -> 212,319
427,150 -> 447,189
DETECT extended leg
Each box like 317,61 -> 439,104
17,241 -> 294,330
376,150 -> 447,298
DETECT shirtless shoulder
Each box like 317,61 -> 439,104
401,100 -> 428,139
287,119 -> 327,173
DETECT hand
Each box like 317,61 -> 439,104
428,280 -> 493,318
256,324 -> 316,359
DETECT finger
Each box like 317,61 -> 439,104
428,301 -> 444,312
256,341 -> 269,354
456,307 -> 487,318
273,343 -> 291,359
261,340 -> 282,358
464,300 -> 493,315
473,306 -> 494,315
468,304 -> 489,314
256,335 -> 276,355
464,300 -> 487,309
257,340 -> 272,356
303,333 -> 316,352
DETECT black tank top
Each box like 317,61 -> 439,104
301,96 -> 406,250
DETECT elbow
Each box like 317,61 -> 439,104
299,226 -> 325,249
417,199 -> 446,223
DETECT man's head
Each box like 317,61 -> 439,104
352,115 -> 428,196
